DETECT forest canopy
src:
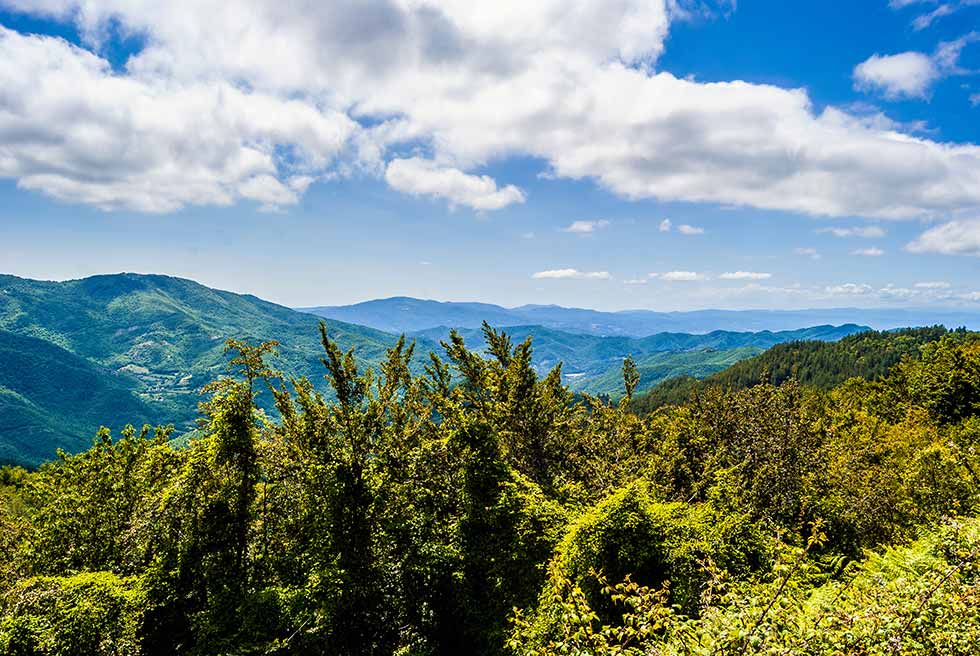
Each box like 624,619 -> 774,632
1,324 -> 979,655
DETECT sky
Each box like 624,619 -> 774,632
0,0 -> 979,311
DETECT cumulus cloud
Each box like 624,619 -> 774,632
0,26 -> 356,212
853,32 -> 979,99
651,271 -> 707,281
915,281 -> 951,288
820,226 -> 886,238
794,247 -> 822,260
852,246 -> 885,256
853,52 -> 939,99
3,2 -> 980,221
562,219 -> 610,234
719,271 -> 772,280
677,224 -> 705,235
384,157 -> 525,210
906,219 -> 980,255
659,218 -> 672,232
532,268 -> 612,280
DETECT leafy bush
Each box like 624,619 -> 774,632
0,573 -> 144,656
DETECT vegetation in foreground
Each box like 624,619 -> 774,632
1,324 -> 979,655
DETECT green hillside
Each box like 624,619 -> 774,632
0,331 -> 161,466
0,273 -> 435,465
575,345 -> 764,395
631,326 -> 953,413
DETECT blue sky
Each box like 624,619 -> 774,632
0,0 -> 978,311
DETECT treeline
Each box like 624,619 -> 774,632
630,326 -> 952,413
1,325 -> 979,654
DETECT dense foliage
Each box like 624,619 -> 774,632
1,323 -> 979,654
631,326 -> 952,414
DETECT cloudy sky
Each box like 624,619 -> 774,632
0,0 -> 979,310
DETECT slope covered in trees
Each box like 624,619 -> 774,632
1,324 -> 979,654
0,273 -> 437,465
631,326 -> 953,414
0,330 -> 162,466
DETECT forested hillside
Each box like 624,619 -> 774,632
631,326 -> 953,414
0,330 -> 161,466
0,273 -> 434,465
1,324 -> 979,654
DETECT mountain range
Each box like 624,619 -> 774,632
0,272 -> 935,466
414,323 -> 868,395
301,297 -> 980,336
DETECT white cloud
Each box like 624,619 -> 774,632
2,3 -> 980,220
651,271 -> 707,281
623,278 -> 649,285
853,52 -> 939,99
677,224 -> 705,235
912,4 -> 955,29
719,271 -> 772,280
562,219 -> 610,233
853,33 -> 979,99
825,283 -> 874,295
532,268 -> 611,280
906,219 -> 980,255
820,226 -> 886,238
915,281 -> 951,288
852,246 -> 885,256
384,158 -> 525,210
794,247 -> 822,260
903,1 -> 980,30
659,218 -> 672,232
0,26 -> 356,212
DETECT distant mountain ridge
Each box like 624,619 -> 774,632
300,297 -> 980,337
411,324 -> 869,389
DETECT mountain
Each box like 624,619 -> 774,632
630,326 -> 952,414
0,272 -> 874,465
0,273 -> 437,465
300,297 -> 980,337
412,323 -> 869,395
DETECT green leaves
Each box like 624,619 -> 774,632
2,324 -> 980,655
